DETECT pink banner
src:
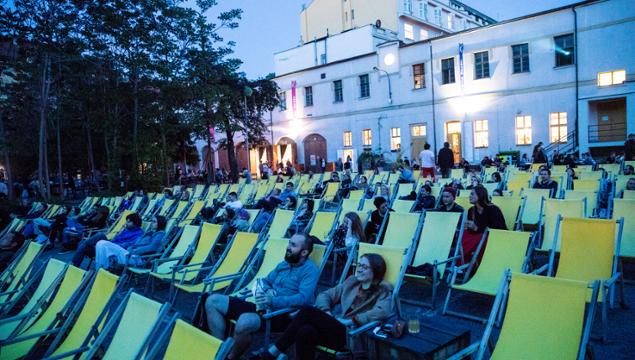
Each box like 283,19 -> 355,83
291,80 -> 297,116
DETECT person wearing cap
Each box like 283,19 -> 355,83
434,187 -> 464,213
364,197 -> 390,243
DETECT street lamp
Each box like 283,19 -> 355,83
373,66 -> 393,104
243,86 -> 253,177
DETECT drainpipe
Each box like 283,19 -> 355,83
429,44 -> 438,154
573,6 -> 579,151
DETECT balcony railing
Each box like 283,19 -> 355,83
588,121 -> 626,143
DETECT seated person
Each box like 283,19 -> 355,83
279,182 -> 296,202
71,212 -> 144,267
491,189 -> 504,197
465,175 -> 482,190
413,185 -> 436,212
224,191 -> 243,211
364,197 -> 389,243
623,165 -> 634,176
251,253 -> 392,360
488,172 -> 502,183
462,185 -> 507,265
398,160 -> 415,183
60,205 -> 110,252
251,189 -> 283,232
352,175 -> 369,194
375,184 -> 391,201
94,215 -> 167,270
623,177 -> 635,197
287,199 -> 314,236
332,212 -> 366,247
434,187 -> 464,213
532,167 -> 558,198
280,195 -> 298,211
204,234 -> 319,360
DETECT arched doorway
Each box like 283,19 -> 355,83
254,140 -> 273,176
303,133 -> 327,173
274,137 -> 298,172
217,144 -> 230,172
235,142 -> 249,171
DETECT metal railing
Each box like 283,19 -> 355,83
588,122 -> 626,143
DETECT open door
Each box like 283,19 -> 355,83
446,121 -> 462,164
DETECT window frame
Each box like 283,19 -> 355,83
597,70 -> 626,87
333,80 -> 343,103
441,57 -> 455,85
549,112 -> 567,143
390,127 -> 402,151
411,124 -> 427,138
515,115 -> 532,145
412,63 -> 425,89
473,120 -> 489,148
511,43 -> 530,74
278,91 -> 287,111
554,33 -> 575,67
304,86 -> 313,107
343,131 -> 353,147
362,129 -> 372,147
404,23 -> 414,40
359,74 -> 370,98
474,51 -> 490,80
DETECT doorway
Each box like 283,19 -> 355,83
445,121 -> 462,164
303,133 -> 327,172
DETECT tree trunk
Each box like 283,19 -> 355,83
161,120 -> 170,187
225,126 -> 239,183
85,119 -> 95,182
206,123 -> 214,185
132,76 -> 139,173
37,55 -> 51,201
56,115 -> 64,200
0,111 -> 14,200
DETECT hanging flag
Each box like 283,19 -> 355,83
291,80 -> 297,117
209,127 -> 215,141
458,43 -> 464,93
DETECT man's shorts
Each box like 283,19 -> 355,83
227,296 -> 292,331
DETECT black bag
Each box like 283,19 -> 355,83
406,263 -> 440,279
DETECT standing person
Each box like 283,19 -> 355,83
532,142 -> 547,164
335,158 -> 343,171
320,158 -> 326,173
419,143 -> 436,179
625,133 -> 635,161
438,142 -> 454,179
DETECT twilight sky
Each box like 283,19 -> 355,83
205,0 -> 579,79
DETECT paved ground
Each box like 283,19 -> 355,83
17,247 -> 635,359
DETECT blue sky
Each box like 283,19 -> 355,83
205,0 -> 579,79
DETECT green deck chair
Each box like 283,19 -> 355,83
563,190 -> 597,216
170,200 -> 190,220
340,198 -> 361,213
519,188 -> 550,226
104,210 -> 134,240
179,200 -> 205,226
43,269 -> 120,359
0,259 -> 67,337
378,212 -> 422,248
231,237 -> 289,299
61,291 -> 168,360
443,229 -> 531,321
192,184 -> 206,200
141,198 -> 159,219
267,209 -> 295,239
150,224 -> 213,281
0,266 -> 87,359
322,182 -> 340,202
238,183 -> 256,204
145,317 -> 230,360
405,211 -> 464,308
391,199 -> 414,213
572,179 -> 601,192
158,199 -> 176,217
308,211 -> 337,242
491,195 -> 524,230
0,242 -> 44,304
449,271 -> 598,360
611,199 -> 635,259
538,198 -> 586,252
360,198 -> 375,213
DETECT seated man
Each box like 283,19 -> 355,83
71,212 -> 144,267
532,167 -> 558,198
413,184 -> 436,212
278,182 -> 296,202
224,191 -> 243,211
434,187 -> 464,213
205,233 -> 319,360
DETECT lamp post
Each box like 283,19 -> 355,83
243,86 -> 253,177
373,66 -> 393,104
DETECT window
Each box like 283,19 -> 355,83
362,129 -> 372,146
446,13 -> 453,29
333,80 -> 343,102
390,127 -> 401,151
549,112 -> 567,143
554,34 -> 574,67
474,120 -> 489,148
359,74 -> 370,98
351,9 -> 355,20
412,63 -> 425,89
419,29 -> 428,40
278,91 -> 287,111
343,131 -> 352,147
474,51 -> 490,79
515,115 -> 532,145
512,43 -> 529,73
434,8 -> 441,25
411,124 -> 426,137
404,23 -> 414,40
304,86 -> 313,107
441,58 -> 455,84
597,70 -> 626,86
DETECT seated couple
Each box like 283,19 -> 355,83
203,233 -> 392,360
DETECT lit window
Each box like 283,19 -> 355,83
474,120 -> 489,148
343,131 -> 352,147
333,80 -> 343,102
412,63 -> 425,89
362,129 -> 372,146
441,58 -> 455,84
304,86 -> 313,107
279,91 -> 287,111
554,34 -> 574,67
419,29 -> 428,40
515,115 -> 532,145
359,74 -> 370,98
474,51 -> 490,79
549,112 -> 567,143
411,124 -> 426,137
390,127 -> 401,151
404,23 -> 414,40
597,70 -> 626,86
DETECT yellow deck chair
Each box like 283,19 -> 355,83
602,163 -> 621,175
151,224 -> 216,281
519,188 -> 550,226
158,199 -> 176,217
614,175 -> 632,195
395,184 -> 414,198
232,237 -> 289,299
105,210 -> 134,240
170,200 -> 189,220
482,182 -> 501,195
44,269 -> 120,358
622,190 -> 635,199
443,230 -> 531,319
267,209 -> 295,239
577,170 -> 603,181
179,200 -> 205,226
449,169 -> 464,180
238,183 -> 256,204
454,196 -> 472,211
177,232 -> 259,295
0,259 -> 67,338
507,171 -> 532,184
491,196 -> 524,230
360,198 -> 375,213
0,242 -> 44,304
538,198 -> 586,252
111,196 -> 124,209
129,196 -> 144,213
530,163 -> 547,172
142,199 -> 159,219
379,212 -> 421,248
572,179 -> 600,192
505,179 -> 527,195
322,182 -> 339,202
391,200 -> 414,213
612,199 -> 635,258
130,225 -> 200,277
450,272 -> 597,360
147,318 -> 228,360
308,212 -> 337,242
0,266 -> 86,359
564,190 -> 597,216
340,198 -> 361,213
348,190 -> 364,201
78,292 -> 168,360
192,184 -> 206,200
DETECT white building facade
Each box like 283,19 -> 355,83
269,0 -> 634,172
